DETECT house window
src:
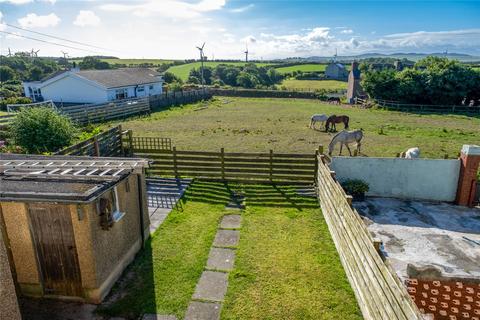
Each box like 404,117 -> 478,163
149,85 -> 154,90
115,88 -> 128,100
137,86 -> 145,93
112,186 -> 125,222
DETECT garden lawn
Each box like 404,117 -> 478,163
97,181 -> 231,319
279,79 -> 347,91
107,97 -> 480,158
275,63 -> 328,74
166,62 -> 271,81
69,58 -> 174,66
222,184 -> 362,320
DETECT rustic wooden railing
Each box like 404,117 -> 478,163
374,98 -> 480,115
59,98 -> 151,125
127,138 -> 319,185
55,126 -> 125,157
149,89 -> 212,110
316,155 -> 423,320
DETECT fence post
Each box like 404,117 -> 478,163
269,149 -> 273,182
93,136 -> 100,156
221,148 -> 225,181
127,130 -> 134,156
314,150 -> 319,185
117,125 -> 124,156
173,146 -> 178,179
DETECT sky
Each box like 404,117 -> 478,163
0,0 -> 479,59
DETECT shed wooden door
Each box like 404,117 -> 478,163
28,204 -> 83,297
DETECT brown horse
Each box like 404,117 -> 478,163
325,115 -> 349,132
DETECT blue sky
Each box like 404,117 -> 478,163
1,0 -> 479,59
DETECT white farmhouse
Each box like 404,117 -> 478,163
23,68 -> 164,104
325,62 -> 349,80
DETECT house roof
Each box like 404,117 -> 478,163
0,154 -> 149,202
74,68 -> 162,89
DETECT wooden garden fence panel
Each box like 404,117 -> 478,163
315,155 -> 423,320
55,126 -> 125,157
127,139 -> 318,185
374,99 -> 480,115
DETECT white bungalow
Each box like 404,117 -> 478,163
325,62 -> 349,80
23,68 -> 164,104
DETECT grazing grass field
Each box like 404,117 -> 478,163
275,63 -> 328,74
107,97 -> 480,158
166,61 -> 271,81
98,181 -> 360,319
279,79 -> 348,91
222,184 -> 362,320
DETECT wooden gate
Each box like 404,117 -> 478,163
28,204 -> 83,297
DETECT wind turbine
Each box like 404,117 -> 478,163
196,42 -> 206,92
333,48 -> 338,63
61,51 -> 69,69
33,49 -> 40,57
7,48 -> 12,57
244,44 -> 249,63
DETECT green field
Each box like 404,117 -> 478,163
279,79 -> 348,91
275,63 -> 328,74
166,62 -> 271,81
106,97 -> 480,158
99,181 -> 361,319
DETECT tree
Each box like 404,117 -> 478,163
10,107 -> 77,153
163,71 -> 182,84
79,56 -> 111,70
28,66 -> 44,81
0,66 -> 16,82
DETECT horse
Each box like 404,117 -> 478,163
400,147 -> 420,159
309,114 -> 328,129
327,97 -> 341,105
328,129 -> 363,156
325,115 -> 349,132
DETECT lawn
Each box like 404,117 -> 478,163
97,181 -> 231,318
167,62 -> 271,81
70,58 -> 175,66
279,79 -> 348,91
98,181 -> 361,319
221,184 -> 362,320
275,63 -> 328,74
106,97 -> 480,158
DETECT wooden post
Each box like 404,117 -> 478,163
93,136 -> 100,156
127,130 -> 134,156
118,125 -> 125,156
269,149 -> 273,182
318,145 -> 324,155
221,148 -> 225,181
173,146 -> 178,179
345,195 -> 353,207
314,150 -> 319,185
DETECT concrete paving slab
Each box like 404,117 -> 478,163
142,315 -> 178,320
192,271 -> 228,302
206,247 -> 236,271
220,215 -> 242,229
184,301 -> 221,320
213,229 -> 240,248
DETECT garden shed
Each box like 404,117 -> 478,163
0,154 -> 150,303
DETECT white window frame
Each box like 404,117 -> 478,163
137,86 -> 145,93
115,88 -> 128,100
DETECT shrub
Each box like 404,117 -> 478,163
10,107 -> 77,153
0,97 -> 32,111
341,179 -> 370,195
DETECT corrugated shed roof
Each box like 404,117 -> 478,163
74,68 -> 162,89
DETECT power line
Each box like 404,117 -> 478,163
5,23 -> 112,51
0,30 -> 103,54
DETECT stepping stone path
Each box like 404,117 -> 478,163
186,213 -> 242,320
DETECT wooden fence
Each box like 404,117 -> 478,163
55,126 -> 125,157
127,137 -> 318,185
59,98 -> 151,125
209,88 -> 344,99
316,155 -> 423,320
149,89 -> 212,110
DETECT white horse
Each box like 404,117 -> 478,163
310,114 -> 328,130
400,147 -> 420,159
328,129 -> 364,156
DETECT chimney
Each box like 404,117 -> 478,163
456,145 -> 480,207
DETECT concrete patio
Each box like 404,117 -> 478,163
354,197 -> 480,282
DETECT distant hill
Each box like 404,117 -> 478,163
297,53 -> 480,63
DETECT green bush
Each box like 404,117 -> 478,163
10,107 -> 77,153
341,179 -> 370,195
0,97 -> 32,111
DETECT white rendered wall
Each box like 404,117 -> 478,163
41,75 -> 108,104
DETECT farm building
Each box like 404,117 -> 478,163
23,68 -> 164,104
325,62 -> 349,80
0,154 -> 150,304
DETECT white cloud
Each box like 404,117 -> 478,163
100,0 -> 225,19
74,10 -> 100,27
230,4 -> 254,13
0,0 -> 32,4
18,13 -> 60,28
341,29 -> 353,34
